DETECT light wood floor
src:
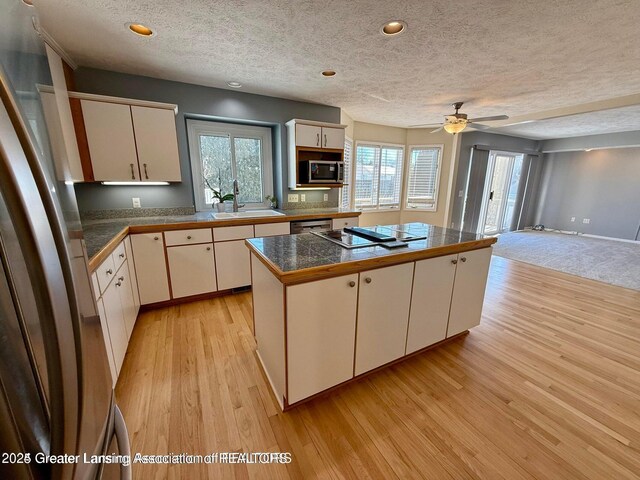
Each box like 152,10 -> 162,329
115,256 -> 640,479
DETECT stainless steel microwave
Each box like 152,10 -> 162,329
299,160 -> 344,184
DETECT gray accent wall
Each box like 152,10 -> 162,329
534,147 -> 640,240
450,131 -> 541,231
71,68 -> 341,211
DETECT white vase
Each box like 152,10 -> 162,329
216,202 -> 225,212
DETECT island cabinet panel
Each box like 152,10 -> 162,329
287,273 -> 358,404
406,254 -> 458,354
447,248 -> 492,337
131,233 -> 170,305
252,255 -> 286,409
167,244 -> 217,298
354,263 -> 414,376
214,240 -> 251,290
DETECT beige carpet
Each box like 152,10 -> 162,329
492,230 -> 640,291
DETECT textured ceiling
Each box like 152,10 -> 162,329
34,0 -> 640,133
493,105 -> 640,140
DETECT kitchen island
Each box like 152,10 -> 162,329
245,223 -> 497,410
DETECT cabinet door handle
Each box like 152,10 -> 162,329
154,236 -> 159,241
316,133 -> 320,146
130,163 -> 135,180
364,277 -> 372,284
451,259 -> 458,265
324,134 -> 327,147
348,280 -> 356,287
461,257 -> 467,262
143,163 -> 149,180
119,253 -> 125,258
106,269 -> 113,275
206,247 -> 211,251
187,235 -> 192,240
115,281 -> 122,287
118,276 -> 124,281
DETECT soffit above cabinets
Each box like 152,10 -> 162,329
34,0 -> 640,134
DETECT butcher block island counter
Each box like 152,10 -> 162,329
245,223 -> 497,410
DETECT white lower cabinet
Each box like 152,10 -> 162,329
124,236 -> 140,309
131,233 -> 170,305
406,254 -> 458,354
354,263 -> 415,376
167,243 -> 217,298
287,274 -> 358,404
115,263 -> 137,340
214,240 -> 251,290
447,248 -> 492,337
100,274 -> 129,381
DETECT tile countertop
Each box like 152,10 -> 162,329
82,208 -> 361,263
246,223 -> 497,285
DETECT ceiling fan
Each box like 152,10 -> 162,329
410,102 -> 509,134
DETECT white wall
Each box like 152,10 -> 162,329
349,120 -> 456,227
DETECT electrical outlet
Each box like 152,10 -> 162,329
300,194 -> 306,202
288,194 -> 299,203
458,190 -> 464,198
323,193 -> 328,202
132,197 -> 141,208
570,217 -> 575,222
583,218 -> 590,224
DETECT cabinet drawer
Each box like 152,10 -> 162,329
254,222 -> 290,237
331,217 -> 359,230
212,225 -> 254,242
95,255 -> 116,294
164,228 -> 212,246
112,241 -> 127,270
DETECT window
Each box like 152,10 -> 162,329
187,120 -> 273,211
353,142 -> 404,210
340,137 -> 353,209
404,145 -> 442,211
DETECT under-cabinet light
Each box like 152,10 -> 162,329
101,181 -> 169,186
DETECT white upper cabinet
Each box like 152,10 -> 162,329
295,124 -> 322,148
321,126 -> 345,149
131,106 -> 181,181
81,100 -> 139,181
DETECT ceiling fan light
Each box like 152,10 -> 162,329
444,123 -> 467,134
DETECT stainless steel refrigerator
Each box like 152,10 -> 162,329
0,2 -> 131,479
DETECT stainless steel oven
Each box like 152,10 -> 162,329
299,160 -> 344,183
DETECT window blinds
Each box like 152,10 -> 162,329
405,146 -> 442,210
354,144 -> 404,209
340,137 -> 353,209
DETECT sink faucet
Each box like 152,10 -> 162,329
232,179 -> 244,212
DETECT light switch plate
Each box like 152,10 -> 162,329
288,194 -> 299,203
300,194 -> 306,202
324,193 -> 328,201
132,197 -> 141,208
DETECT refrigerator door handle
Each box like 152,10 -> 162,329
113,404 -> 132,480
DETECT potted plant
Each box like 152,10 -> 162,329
204,171 -> 234,212
265,195 -> 278,209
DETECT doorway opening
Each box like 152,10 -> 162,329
478,151 -> 524,235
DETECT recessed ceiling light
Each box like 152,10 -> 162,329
21,0 -> 34,6
321,70 -> 336,77
227,81 -> 242,88
381,20 -> 407,36
127,23 -> 155,37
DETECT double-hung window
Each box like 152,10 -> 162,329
404,145 -> 442,211
353,142 -> 404,210
187,119 -> 273,211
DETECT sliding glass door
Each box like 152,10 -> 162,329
479,151 -> 524,235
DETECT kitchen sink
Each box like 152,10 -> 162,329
212,210 -> 286,219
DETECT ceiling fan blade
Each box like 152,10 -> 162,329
430,125 -> 444,133
467,114 -> 509,122
468,123 -> 491,130
408,123 -> 442,128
